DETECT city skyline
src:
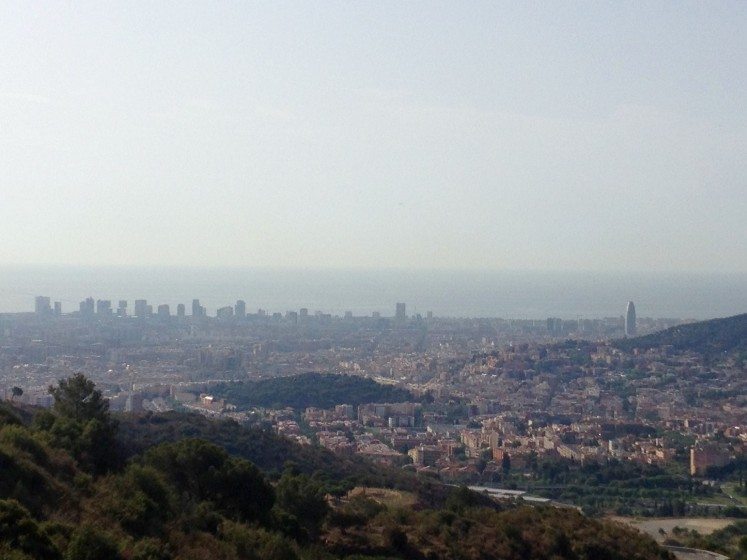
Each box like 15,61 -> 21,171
29,293 -> 645,325
0,4 -> 745,558
2,265 -> 746,319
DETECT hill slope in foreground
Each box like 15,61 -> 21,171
0,375 -> 673,560
614,312 -> 747,357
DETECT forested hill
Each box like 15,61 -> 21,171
0,374 -> 676,560
211,372 -> 413,410
614,313 -> 747,356
116,411 -> 439,501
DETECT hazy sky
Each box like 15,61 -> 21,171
1,2 -> 745,272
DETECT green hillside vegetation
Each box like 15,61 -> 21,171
116,411 -> 446,503
614,313 -> 747,358
0,374 -> 674,560
672,520 -> 747,559
211,373 -> 413,410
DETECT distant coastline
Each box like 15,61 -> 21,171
0,265 -> 745,320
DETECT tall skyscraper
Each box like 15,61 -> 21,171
235,300 -> 246,318
625,301 -> 636,337
34,296 -> 51,316
192,299 -> 205,317
134,299 -> 149,318
79,297 -> 95,317
176,303 -> 186,317
395,302 -> 406,320
96,300 -> 112,316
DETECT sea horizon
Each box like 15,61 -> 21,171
1,265 -> 745,321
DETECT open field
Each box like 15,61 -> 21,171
347,486 -> 418,508
610,516 -> 738,543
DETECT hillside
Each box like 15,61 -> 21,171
0,375 -> 675,560
614,313 -> 747,357
211,372 -> 413,410
116,411 -> 451,505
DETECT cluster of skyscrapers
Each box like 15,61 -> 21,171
34,295 -> 637,332
34,296 -> 60,317
34,295 -> 231,320
34,296 -> 406,320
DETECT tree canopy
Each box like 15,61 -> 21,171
49,373 -> 110,425
0,374 -> 676,560
212,372 -> 413,410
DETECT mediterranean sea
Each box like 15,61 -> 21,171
0,266 -> 745,320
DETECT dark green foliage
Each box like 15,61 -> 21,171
130,538 -> 172,560
212,373 -> 413,410
49,374 -> 111,425
445,485 -> 497,513
98,464 -> 175,537
0,425 -> 52,470
684,521 -> 747,559
327,495 -> 385,529
381,526 -> 407,552
515,455 -> 720,515
63,525 -> 120,560
0,425 -> 77,518
0,375 -> 676,560
117,412 -> 430,500
37,374 -> 120,475
614,312 -> 747,358
274,470 -> 329,541
0,402 -> 24,427
0,499 -> 59,560
366,505 -> 673,560
143,438 -> 275,523
220,522 -> 300,560
703,453 -> 747,481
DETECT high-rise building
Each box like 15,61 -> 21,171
157,304 -> 171,318
395,302 -> 406,320
134,299 -> 149,318
690,444 -> 730,476
96,300 -> 112,316
117,300 -> 127,317
34,296 -> 51,316
53,302 -> 62,316
176,303 -> 186,317
625,301 -> 636,337
235,300 -> 246,318
79,297 -> 95,316
192,299 -> 205,317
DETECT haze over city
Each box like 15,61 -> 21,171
1,2 -> 746,272
1,4 -> 747,559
